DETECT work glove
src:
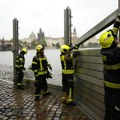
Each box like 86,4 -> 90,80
68,43 -> 72,47
46,71 -> 52,79
74,45 -> 79,50
75,44 -> 80,49
48,64 -> 52,71
73,50 -> 80,58
116,11 -> 120,22
23,68 -> 26,74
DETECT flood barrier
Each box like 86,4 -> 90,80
74,48 -> 104,120
72,3 -> 120,120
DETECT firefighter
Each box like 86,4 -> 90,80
15,48 -> 27,89
99,13 -> 120,120
60,44 -> 79,105
32,45 -> 52,101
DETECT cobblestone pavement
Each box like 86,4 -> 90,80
0,79 -> 89,120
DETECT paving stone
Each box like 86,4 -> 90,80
0,80 -> 91,120
0,115 -> 4,119
2,116 -> 9,120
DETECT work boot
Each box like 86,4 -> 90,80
66,101 -> 76,106
60,97 -> 66,104
17,83 -> 24,90
35,96 -> 41,101
80,115 -> 88,120
17,85 -> 24,90
42,91 -> 51,96
61,92 -> 67,104
17,85 -> 21,89
20,85 -> 24,90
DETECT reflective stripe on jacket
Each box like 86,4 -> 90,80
32,55 -> 48,76
60,54 -> 74,74
104,80 -> 120,89
15,53 -> 25,70
101,47 -> 120,88
104,63 -> 120,70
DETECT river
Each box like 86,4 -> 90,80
0,49 -> 62,86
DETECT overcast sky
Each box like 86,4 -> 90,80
0,0 -> 118,40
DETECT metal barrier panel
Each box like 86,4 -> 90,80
74,48 -> 104,120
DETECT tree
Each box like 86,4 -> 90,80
31,40 -> 37,48
38,39 -> 47,47
56,43 -> 60,48
52,43 -> 55,47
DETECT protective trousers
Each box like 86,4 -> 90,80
35,74 -> 48,97
104,87 -> 120,120
17,70 -> 24,86
62,74 -> 74,104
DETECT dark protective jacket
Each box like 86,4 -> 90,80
60,53 -> 74,74
32,55 -> 48,77
101,21 -> 120,88
101,47 -> 120,88
15,52 -> 25,71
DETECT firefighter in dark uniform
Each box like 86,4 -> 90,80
15,48 -> 27,89
99,13 -> 120,120
60,44 -> 79,105
32,45 -> 52,101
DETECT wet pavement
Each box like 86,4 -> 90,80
0,79 -> 89,120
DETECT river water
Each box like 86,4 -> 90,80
0,49 -> 62,86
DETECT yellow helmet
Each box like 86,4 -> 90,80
60,45 -> 70,53
36,45 -> 43,52
21,48 -> 27,54
99,30 -> 115,48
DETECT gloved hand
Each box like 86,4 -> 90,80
46,71 -> 52,79
68,43 -> 72,47
74,45 -> 79,50
48,64 -> 52,71
116,11 -> 120,22
73,44 -> 80,51
73,50 -> 80,58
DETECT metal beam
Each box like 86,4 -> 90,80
74,9 -> 119,46
64,7 -> 72,46
13,18 -> 19,85
118,0 -> 120,8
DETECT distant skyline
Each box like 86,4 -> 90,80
0,0 -> 118,40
